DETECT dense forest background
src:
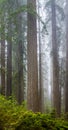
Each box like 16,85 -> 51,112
0,0 -> 68,119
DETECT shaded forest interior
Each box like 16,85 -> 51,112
0,0 -> 68,129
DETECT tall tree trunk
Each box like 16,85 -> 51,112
6,3 -> 12,96
65,0 -> 68,113
27,0 -> 39,112
1,16 -> 5,95
38,0 -> 43,112
51,0 -> 60,116
6,22 -> 12,96
16,0 -> 24,104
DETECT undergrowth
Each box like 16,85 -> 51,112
0,95 -> 68,130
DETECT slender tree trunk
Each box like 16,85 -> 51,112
27,0 -> 39,112
16,0 -> 24,104
51,0 -> 61,116
38,0 -> 43,112
39,19 -> 42,112
6,15 -> 12,96
1,16 -> 5,95
65,0 -> 68,113
17,42 -> 24,104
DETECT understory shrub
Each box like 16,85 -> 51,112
0,95 -> 68,130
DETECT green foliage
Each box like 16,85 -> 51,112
0,95 -> 26,130
0,95 -> 68,130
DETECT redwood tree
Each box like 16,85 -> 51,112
6,1 -> 12,96
1,15 -> 5,95
16,0 -> 24,104
27,0 -> 39,112
65,0 -> 68,113
51,0 -> 60,116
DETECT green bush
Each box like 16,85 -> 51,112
0,95 -> 68,130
